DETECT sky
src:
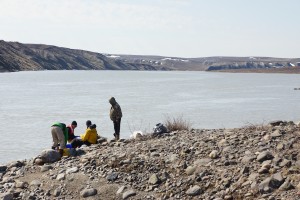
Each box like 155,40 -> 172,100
0,0 -> 299,58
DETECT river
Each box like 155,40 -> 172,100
0,70 -> 300,164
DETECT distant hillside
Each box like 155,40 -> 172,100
108,54 -> 300,71
0,40 -> 167,72
0,40 -> 299,72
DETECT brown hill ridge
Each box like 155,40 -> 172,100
1,40 -> 300,72
0,40 -> 166,72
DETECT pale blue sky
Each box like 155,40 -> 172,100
0,0 -> 299,58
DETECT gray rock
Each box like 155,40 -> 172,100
116,185 -> 126,195
16,181 -> 27,188
0,193 -> 13,200
185,166 -> 196,175
66,167 -> 78,174
271,130 -> 281,138
40,149 -> 61,163
258,172 -> 284,193
186,185 -> 201,196
269,120 -> 283,126
30,180 -> 42,187
40,165 -> 53,172
240,166 -> 250,174
7,160 -> 24,168
194,158 -> 212,166
279,178 -> 294,191
53,188 -> 61,197
0,165 -> 7,172
280,159 -> 291,167
257,151 -> 274,162
122,190 -> 136,199
107,172 -> 118,181
56,173 -> 65,181
148,174 -> 160,185
209,150 -> 218,159
80,188 -> 97,198
241,156 -> 255,164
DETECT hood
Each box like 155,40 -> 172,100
109,97 -> 116,105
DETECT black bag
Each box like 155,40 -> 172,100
153,123 -> 168,134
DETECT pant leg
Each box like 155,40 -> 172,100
53,126 -> 66,149
113,119 -> 121,138
117,118 -> 121,136
71,138 -> 83,148
51,126 -> 59,148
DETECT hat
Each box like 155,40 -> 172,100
71,121 -> 77,126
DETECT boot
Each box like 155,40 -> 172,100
116,134 -> 120,141
58,149 -> 64,157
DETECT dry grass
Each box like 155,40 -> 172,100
164,115 -> 192,132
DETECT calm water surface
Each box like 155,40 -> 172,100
0,71 -> 300,164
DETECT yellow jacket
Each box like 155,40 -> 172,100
80,128 -> 98,144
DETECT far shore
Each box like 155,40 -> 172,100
208,67 -> 300,74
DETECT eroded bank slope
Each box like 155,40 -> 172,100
1,120 -> 300,199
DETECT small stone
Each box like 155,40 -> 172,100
56,173 -> 65,181
34,158 -> 44,165
0,193 -> 13,200
240,166 -> 250,174
117,186 -> 126,195
80,188 -> 97,198
194,158 -> 212,166
122,190 -> 136,199
280,159 -> 291,167
66,167 -> 78,174
148,174 -> 160,185
269,121 -> 283,126
107,172 -> 118,181
40,165 -> 53,172
186,185 -> 201,196
30,180 -> 42,187
209,150 -> 218,159
257,151 -> 274,162
271,130 -> 281,138
53,188 -> 61,197
0,165 -> 7,172
16,181 -> 27,189
279,178 -> 294,191
185,166 -> 196,175
241,156 -> 255,164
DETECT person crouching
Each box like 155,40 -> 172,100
71,123 -> 98,148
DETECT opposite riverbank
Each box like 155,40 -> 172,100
1,120 -> 300,199
209,67 -> 300,74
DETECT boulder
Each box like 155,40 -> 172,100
40,149 -> 61,163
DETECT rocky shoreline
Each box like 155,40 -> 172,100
1,120 -> 300,199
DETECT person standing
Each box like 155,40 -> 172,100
51,122 -> 68,156
109,97 -> 122,140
